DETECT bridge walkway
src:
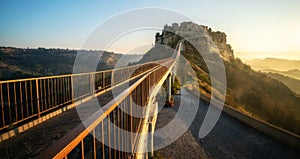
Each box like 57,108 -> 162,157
0,76 -> 139,158
155,89 -> 300,159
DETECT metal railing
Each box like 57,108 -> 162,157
37,59 -> 176,159
0,59 -> 169,131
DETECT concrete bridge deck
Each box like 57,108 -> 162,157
155,89 -> 300,159
1,88 -> 300,158
0,83 -> 125,158
0,58 -> 175,159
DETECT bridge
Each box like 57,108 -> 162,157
0,43 -> 300,159
0,42 -> 181,158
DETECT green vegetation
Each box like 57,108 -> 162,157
172,76 -> 181,94
137,24 -> 300,135
182,45 -> 300,135
149,151 -> 164,159
263,69 -> 300,81
0,47 -> 77,80
267,72 -> 300,95
224,58 -> 300,134
0,47 -> 142,80
180,45 -> 300,134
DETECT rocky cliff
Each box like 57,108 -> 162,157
155,22 -> 234,61
147,22 -> 300,135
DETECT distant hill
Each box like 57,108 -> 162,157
139,22 -> 300,135
267,73 -> 300,95
245,58 -> 300,71
131,44 -> 174,65
260,69 -> 300,81
245,58 -> 300,80
0,47 -> 143,80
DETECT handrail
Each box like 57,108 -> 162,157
0,58 -> 171,83
0,58 -> 171,131
37,42 -> 181,158
37,59 -> 175,159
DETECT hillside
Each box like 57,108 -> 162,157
262,69 -> 300,80
267,72 -> 300,95
245,58 -> 300,80
130,44 -> 174,65
245,58 -> 300,71
139,22 -> 300,135
0,47 -> 142,80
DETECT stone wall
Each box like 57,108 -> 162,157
155,22 -> 234,61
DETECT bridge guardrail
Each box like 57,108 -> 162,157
0,59 -> 170,132
37,59 -> 175,159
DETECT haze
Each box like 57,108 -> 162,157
0,0 -> 299,60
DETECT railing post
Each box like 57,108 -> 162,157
149,101 -> 158,158
172,72 -> 175,83
111,70 -> 114,86
35,79 -> 40,118
164,72 -> 174,107
167,73 -> 172,102
90,73 -> 95,96
70,76 -> 74,103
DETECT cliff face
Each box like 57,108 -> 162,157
155,22 -> 234,61
150,22 -> 300,135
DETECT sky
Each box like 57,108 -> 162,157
0,0 -> 300,60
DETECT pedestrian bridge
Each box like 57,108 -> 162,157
0,44 -> 182,159
1,42 -> 300,159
